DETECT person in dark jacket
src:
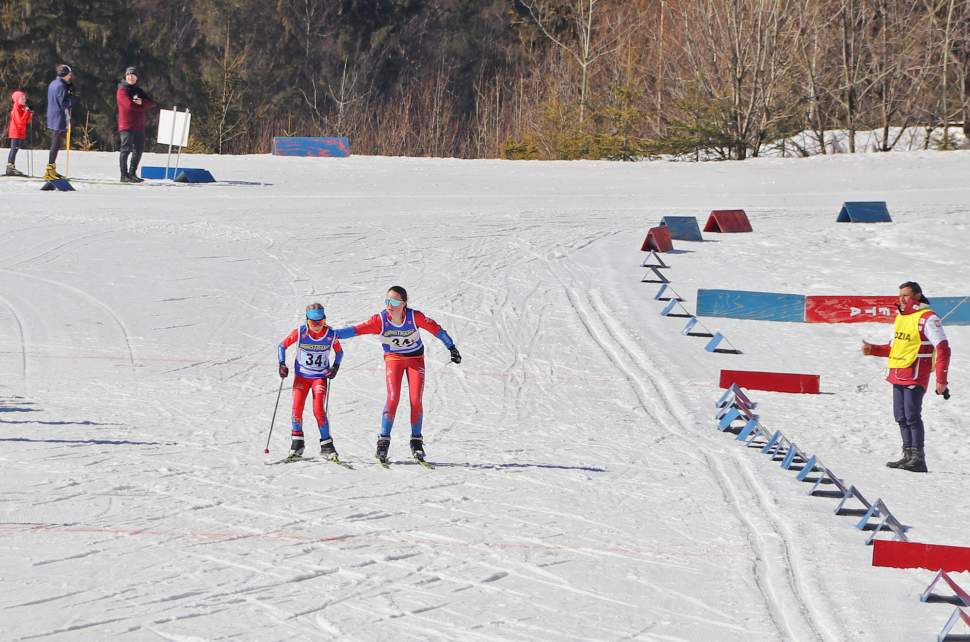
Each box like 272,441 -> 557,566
45,64 -> 74,180
116,67 -> 156,183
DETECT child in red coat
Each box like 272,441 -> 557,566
6,90 -> 33,176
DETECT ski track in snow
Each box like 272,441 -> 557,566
2,150 -> 969,640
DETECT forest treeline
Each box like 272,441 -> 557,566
2,0 -> 970,160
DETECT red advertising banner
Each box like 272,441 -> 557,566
872,539 -> 970,573
719,369 -> 820,394
805,296 -> 897,324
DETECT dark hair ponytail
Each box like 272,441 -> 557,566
388,285 -> 408,302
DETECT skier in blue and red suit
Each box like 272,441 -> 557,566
278,303 -> 343,460
332,286 -> 461,463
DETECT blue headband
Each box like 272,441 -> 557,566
306,308 -> 326,321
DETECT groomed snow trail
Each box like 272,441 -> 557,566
2,151 -> 968,640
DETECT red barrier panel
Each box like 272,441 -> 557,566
872,540 -> 970,572
704,209 -> 752,233
805,296 -> 897,323
641,226 -> 674,252
719,369 -> 820,394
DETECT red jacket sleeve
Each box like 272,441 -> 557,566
280,329 -> 299,349
869,343 -> 891,358
352,314 -> 383,336
413,309 -> 443,335
935,340 -> 951,386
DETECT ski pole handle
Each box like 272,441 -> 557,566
263,378 -> 285,454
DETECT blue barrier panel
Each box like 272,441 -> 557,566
40,179 -> 74,192
735,418 -> 760,442
660,216 -> 703,241
655,284 -> 681,301
780,444 -> 800,469
934,297 -> 970,326
272,136 -> 351,157
141,166 -> 215,182
796,456 -> 818,481
705,332 -> 725,351
761,430 -> 782,454
696,289 -> 806,322
837,201 -> 892,223
717,407 -> 741,431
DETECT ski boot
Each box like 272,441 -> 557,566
120,173 -> 134,183
287,438 -> 305,460
376,436 -> 391,464
900,448 -> 928,473
5,163 -> 25,177
320,438 -> 338,461
43,163 -> 62,181
885,448 -> 912,469
410,437 -> 426,461
127,171 -> 144,183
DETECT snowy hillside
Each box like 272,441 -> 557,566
1,149 -> 968,641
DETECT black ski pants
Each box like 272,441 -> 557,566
48,130 -> 64,164
119,129 -> 146,176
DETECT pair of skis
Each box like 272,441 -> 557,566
266,454 -> 433,469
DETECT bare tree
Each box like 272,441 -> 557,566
519,0 -> 646,123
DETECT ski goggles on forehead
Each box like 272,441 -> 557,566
306,309 -> 326,321
384,298 -> 404,307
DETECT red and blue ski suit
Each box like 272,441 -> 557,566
278,325 -> 343,441
333,309 -> 453,438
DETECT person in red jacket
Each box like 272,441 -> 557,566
5,90 -> 33,176
862,281 -> 951,472
116,67 -> 156,183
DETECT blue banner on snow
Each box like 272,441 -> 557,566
697,289 -> 807,322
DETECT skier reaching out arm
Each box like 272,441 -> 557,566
277,303 -> 343,460
332,285 -> 460,463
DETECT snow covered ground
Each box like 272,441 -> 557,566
0,149 -> 967,641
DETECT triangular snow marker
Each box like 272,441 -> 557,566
640,250 -> 669,268
641,266 -> 670,284
937,607 -> 970,642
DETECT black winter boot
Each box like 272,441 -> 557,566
886,448 -> 912,469
410,437 -> 426,461
320,438 -> 338,460
901,448 -> 928,473
376,436 -> 391,463
128,152 -> 144,182
288,438 -> 305,459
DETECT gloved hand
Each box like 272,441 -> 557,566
449,346 -> 462,364
326,363 -> 340,379
278,362 -> 289,378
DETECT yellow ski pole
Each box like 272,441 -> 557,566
65,120 -> 71,178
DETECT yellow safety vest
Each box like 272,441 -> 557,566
887,308 -> 934,369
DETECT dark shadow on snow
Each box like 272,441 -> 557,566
0,437 -> 174,446
392,460 -> 607,473
0,419 -> 122,426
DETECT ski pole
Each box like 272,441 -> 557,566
65,121 -> 71,178
263,378 -> 285,454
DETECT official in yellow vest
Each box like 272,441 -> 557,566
862,281 -> 950,473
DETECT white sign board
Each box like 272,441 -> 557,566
157,109 -> 191,147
